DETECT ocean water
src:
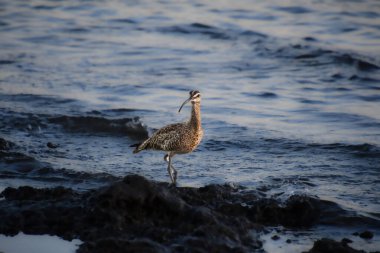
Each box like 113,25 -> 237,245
0,233 -> 81,253
1,0 -> 380,251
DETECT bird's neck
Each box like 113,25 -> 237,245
189,102 -> 201,130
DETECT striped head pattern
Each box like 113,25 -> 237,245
189,90 -> 201,103
178,90 -> 201,112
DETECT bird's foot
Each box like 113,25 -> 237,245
168,182 -> 177,189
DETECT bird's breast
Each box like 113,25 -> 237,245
175,128 -> 203,153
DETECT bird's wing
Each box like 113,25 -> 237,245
146,123 -> 185,151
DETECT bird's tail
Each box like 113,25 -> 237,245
130,142 -> 146,154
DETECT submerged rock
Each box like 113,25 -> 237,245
359,231 -> 374,239
250,195 -> 321,227
0,137 -> 14,150
0,137 -> 39,172
303,238 -> 366,253
47,142 -> 59,149
341,238 -> 353,245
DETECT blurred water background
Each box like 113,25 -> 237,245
0,0 -> 380,252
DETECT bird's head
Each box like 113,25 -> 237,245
178,90 -> 201,113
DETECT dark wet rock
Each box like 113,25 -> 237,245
262,228 -> 270,234
257,185 -> 270,192
0,137 -> 15,150
0,138 -> 45,175
286,239 -> 292,243
0,150 -> 35,164
353,230 -> 375,240
303,238 -> 366,253
0,174 -> 377,253
0,175 -> 261,253
251,195 -> 321,227
77,238 -> 168,253
271,235 -> 280,240
359,231 -> 374,239
1,186 -> 75,201
47,142 -> 59,149
341,238 -> 353,244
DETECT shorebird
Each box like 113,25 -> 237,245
131,90 -> 203,185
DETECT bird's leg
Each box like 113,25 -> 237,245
164,154 -> 173,183
171,163 -> 177,185
164,153 -> 177,185
168,156 -> 176,185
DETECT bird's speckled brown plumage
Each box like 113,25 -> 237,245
132,90 -> 203,184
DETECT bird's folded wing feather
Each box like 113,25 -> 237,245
147,123 -> 185,150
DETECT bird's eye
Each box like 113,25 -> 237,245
190,90 -> 200,98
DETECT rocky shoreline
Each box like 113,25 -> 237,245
0,174 -> 377,253
0,137 -> 378,252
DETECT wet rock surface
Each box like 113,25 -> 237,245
359,231 -> 374,239
303,238 -> 367,253
0,138 -> 14,150
0,175 -> 261,252
0,168 -> 378,252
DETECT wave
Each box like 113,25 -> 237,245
159,23 -> 232,40
272,43 -> 380,72
0,137 -> 119,189
0,94 -> 80,114
159,22 -> 267,43
154,20 -> 380,81
203,137 -> 380,158
273,6 -> 312,14
0,108 -> 149,140
242,91 -> 278,98
2,135 -> 379,229
48,115 -> 148,139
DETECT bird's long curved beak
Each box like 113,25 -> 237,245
178,97 -> 191,113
